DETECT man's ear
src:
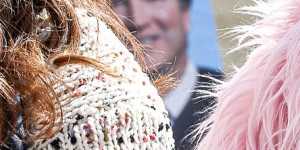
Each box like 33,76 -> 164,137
182,9 -> 190,33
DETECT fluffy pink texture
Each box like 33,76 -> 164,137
195,0 -> 300,149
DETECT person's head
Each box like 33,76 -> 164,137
194,0 -> 300,149
112,0 -> 191,73
0,0 -> 163,144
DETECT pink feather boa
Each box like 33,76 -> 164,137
195,0 -> 300,149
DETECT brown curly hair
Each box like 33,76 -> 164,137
0,0 -> 173,145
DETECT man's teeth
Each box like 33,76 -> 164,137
140,35 -> 158,44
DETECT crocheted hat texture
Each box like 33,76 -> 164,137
29,8 -> 175,150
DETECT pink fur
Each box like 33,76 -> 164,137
195,0 -> 300,149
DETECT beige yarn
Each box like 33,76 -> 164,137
29,8 -> 175,150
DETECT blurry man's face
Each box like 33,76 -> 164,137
112,0 -> 189,70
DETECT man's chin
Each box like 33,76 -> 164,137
146,62 -> 173,74
144,59 -> 163,70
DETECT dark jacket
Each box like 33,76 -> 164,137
173,67 -> 223,150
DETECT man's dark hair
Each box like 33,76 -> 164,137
179,0 -> 191,9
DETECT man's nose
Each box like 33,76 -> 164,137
128,1 -> 149,30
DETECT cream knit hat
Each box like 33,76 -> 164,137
29,8 -> 175,150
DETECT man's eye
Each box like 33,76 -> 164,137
145,0 -> 162,2
112,0 -> 127,6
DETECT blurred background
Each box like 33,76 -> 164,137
111,1 -> 256,148
191,0 -> 254,73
